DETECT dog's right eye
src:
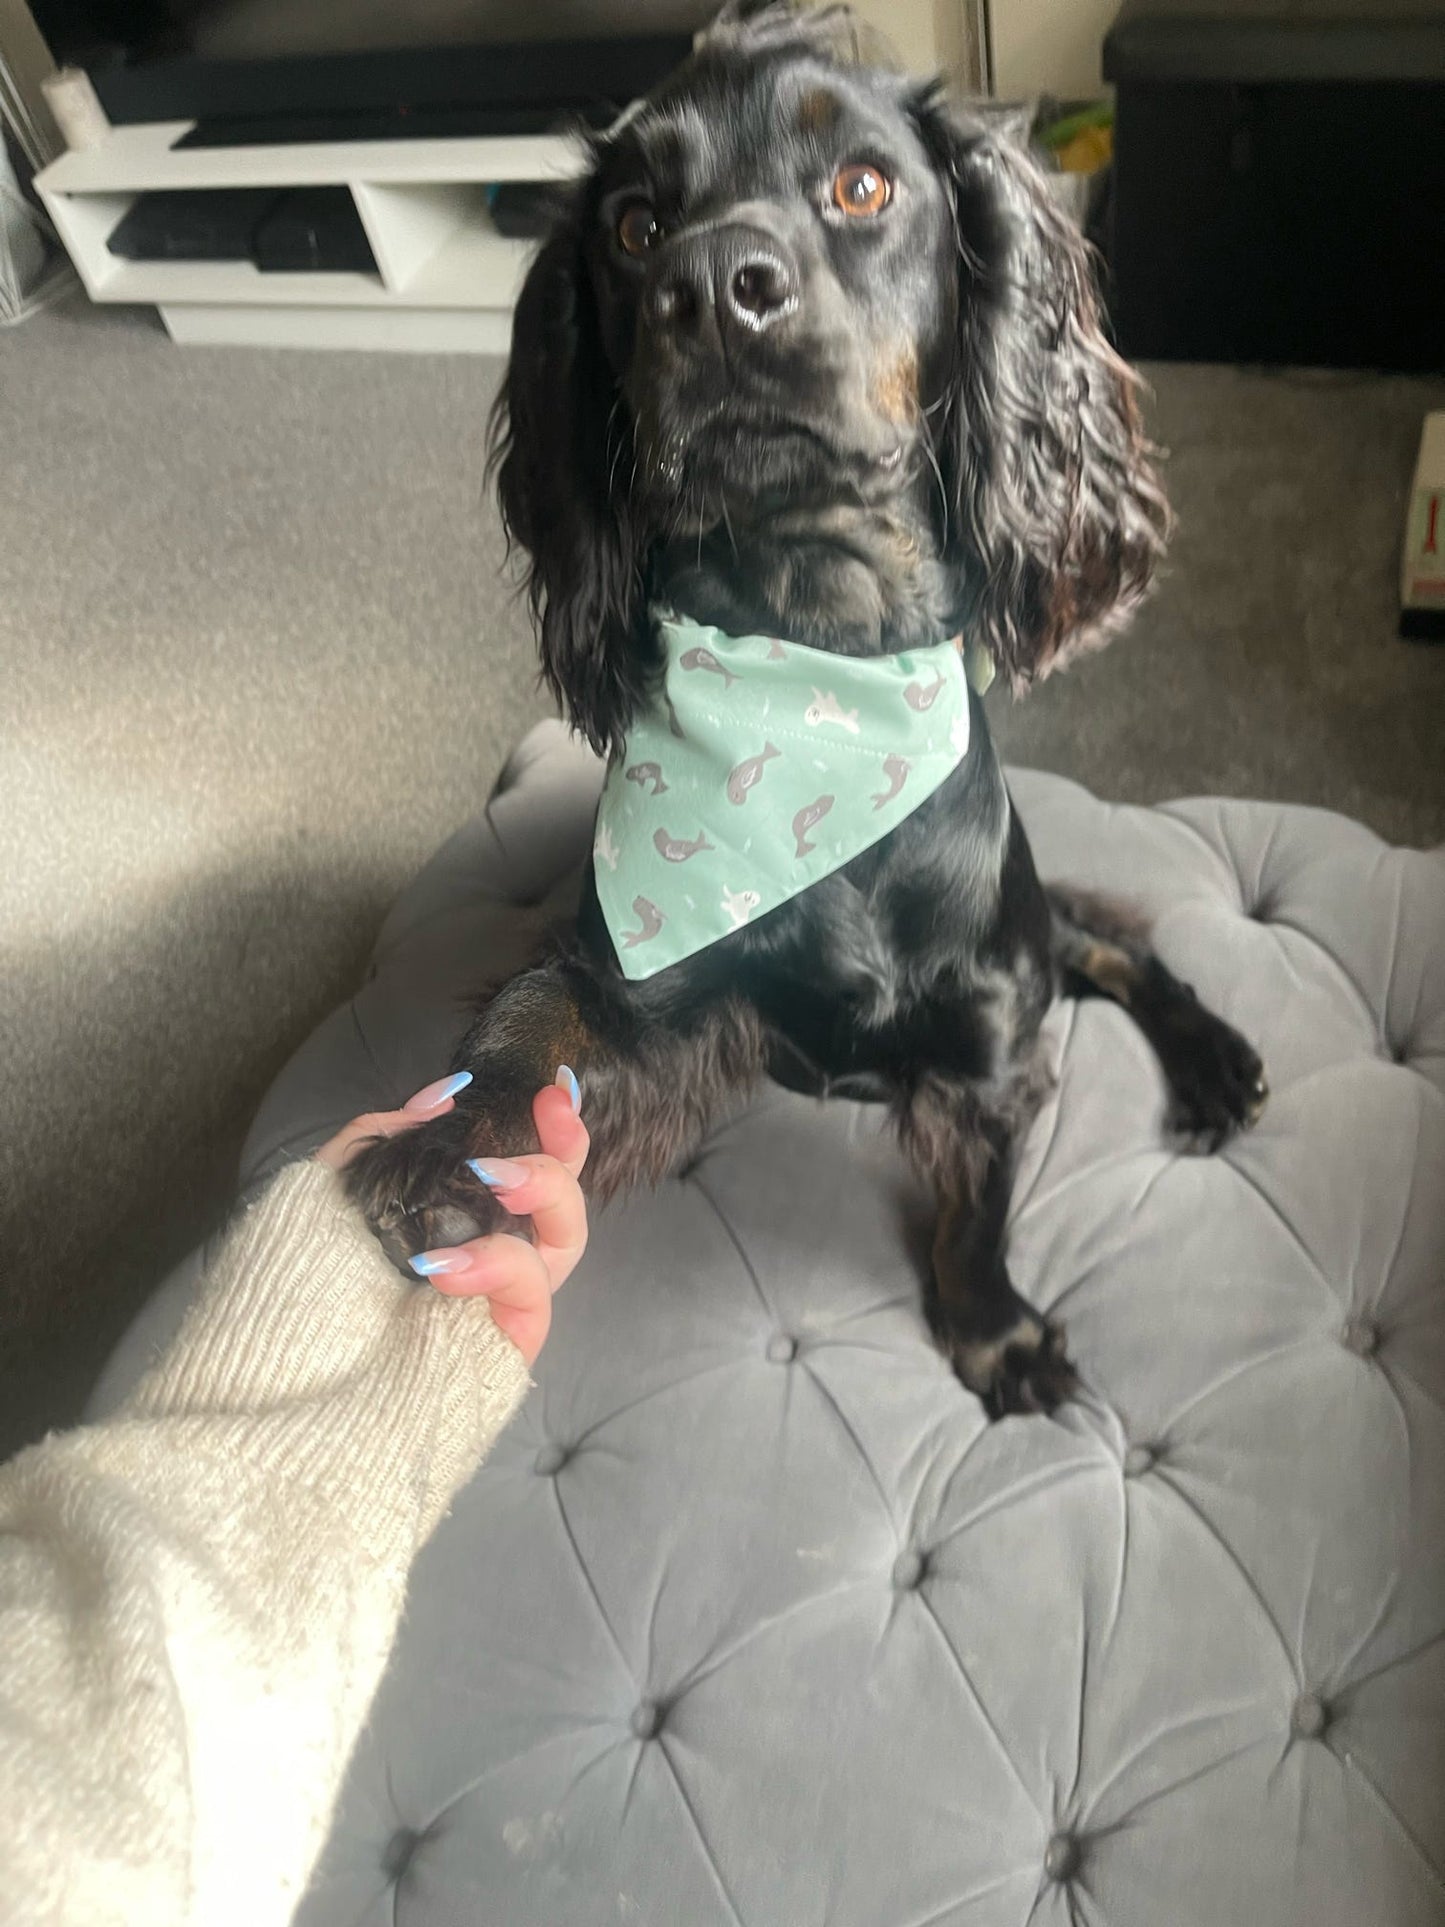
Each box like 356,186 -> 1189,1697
617,201 -> 662,258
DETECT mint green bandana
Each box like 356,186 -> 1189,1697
593,616 -> 979,981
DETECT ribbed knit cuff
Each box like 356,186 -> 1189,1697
122,1161 -> 531,1547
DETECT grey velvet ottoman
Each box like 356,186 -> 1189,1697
93,722 -> 1445,1927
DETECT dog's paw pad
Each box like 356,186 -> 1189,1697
1168,1027 -> 1269,1152
945,1312 -> 1078,1419
1155,998 -> 1268,1152
344,1114 -> 505,1273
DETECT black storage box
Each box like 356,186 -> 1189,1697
1103,0 -> 1445,371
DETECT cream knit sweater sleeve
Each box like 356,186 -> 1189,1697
0,1159 -> 531,1927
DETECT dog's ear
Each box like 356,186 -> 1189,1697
913,92 -> 1169,685
488,203 -> 653,755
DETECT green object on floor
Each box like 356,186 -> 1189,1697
1037,99 -> 1114,150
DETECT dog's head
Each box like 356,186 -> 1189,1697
492,2 -> 1168,752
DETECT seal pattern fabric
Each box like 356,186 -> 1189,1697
594,617 -> 972,980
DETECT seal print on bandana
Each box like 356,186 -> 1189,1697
726,742 -> 781,804
591,619 -> 970,979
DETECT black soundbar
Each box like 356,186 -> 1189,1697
173,99 -> 618,150
92,34 -> 694,141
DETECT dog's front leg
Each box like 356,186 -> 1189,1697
899,1066 -> 1077,1418
345,958 -> 766,1266
1048,884 -> 1268,1150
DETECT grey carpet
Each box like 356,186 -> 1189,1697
990,363 -> 1445,840
1,298 -> 1441,1454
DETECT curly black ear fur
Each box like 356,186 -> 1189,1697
913,91 -> 1170,685
487,201 -> 656,755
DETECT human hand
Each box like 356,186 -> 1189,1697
317,1070 -> 589,1365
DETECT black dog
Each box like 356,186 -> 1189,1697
349,3 -> 1266,1416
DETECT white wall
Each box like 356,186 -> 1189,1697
846,0 -> 939,75
839,0 -> 984,89
989,0 -> 1115,101
841,0 -> 1113,100
0,0 -> 62,158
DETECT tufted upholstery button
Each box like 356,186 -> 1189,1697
630,1699 -> 664,1740
382,1827 -> 421,1881
891,1548 -> 928,1591
1291,1692 -> 1329,1740
93,744 -> 1445,1927
1044,1832 -> 1082,1882
1341,1317 -> 1380,1359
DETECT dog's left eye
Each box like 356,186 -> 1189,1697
617,200 -> 663,257
832,163 -> 891,218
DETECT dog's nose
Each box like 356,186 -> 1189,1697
727,254 -> 794,324
649,226 -> 798,346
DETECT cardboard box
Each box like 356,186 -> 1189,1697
1401,412 -> 1445,642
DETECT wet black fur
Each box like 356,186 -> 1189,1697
348,3 -> 1265,1415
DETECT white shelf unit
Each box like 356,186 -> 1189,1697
35,120 -> 581,352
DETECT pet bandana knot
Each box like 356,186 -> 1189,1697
593,616 -> 979,980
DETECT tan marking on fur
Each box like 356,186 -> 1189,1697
1081,942 -> 1137,1007
869,345 -> 920,426
475,977 -> 593,1079
551,998 -> 593,1070
948,1312 -> 1046,1390
797,87 -> 841,132
887,516 -> 921,565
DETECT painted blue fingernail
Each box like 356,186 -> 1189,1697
556,1064 -> 581,1113
408,1250 -> 469,1277
467,1156 -> 528,1191
403,1069 -> 475,1115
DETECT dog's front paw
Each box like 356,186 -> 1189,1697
1159,995 -> 1269,1152
343,1107 -> 506,1270
940,1306 -> 1079,1419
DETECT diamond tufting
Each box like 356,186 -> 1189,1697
90,725 -> 1445,1927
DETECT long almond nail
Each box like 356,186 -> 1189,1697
404,1070 -> 473,1114
408,1249 -> 472,1277
555,1064 -> 581,1113
467,1156 -> 529,1191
